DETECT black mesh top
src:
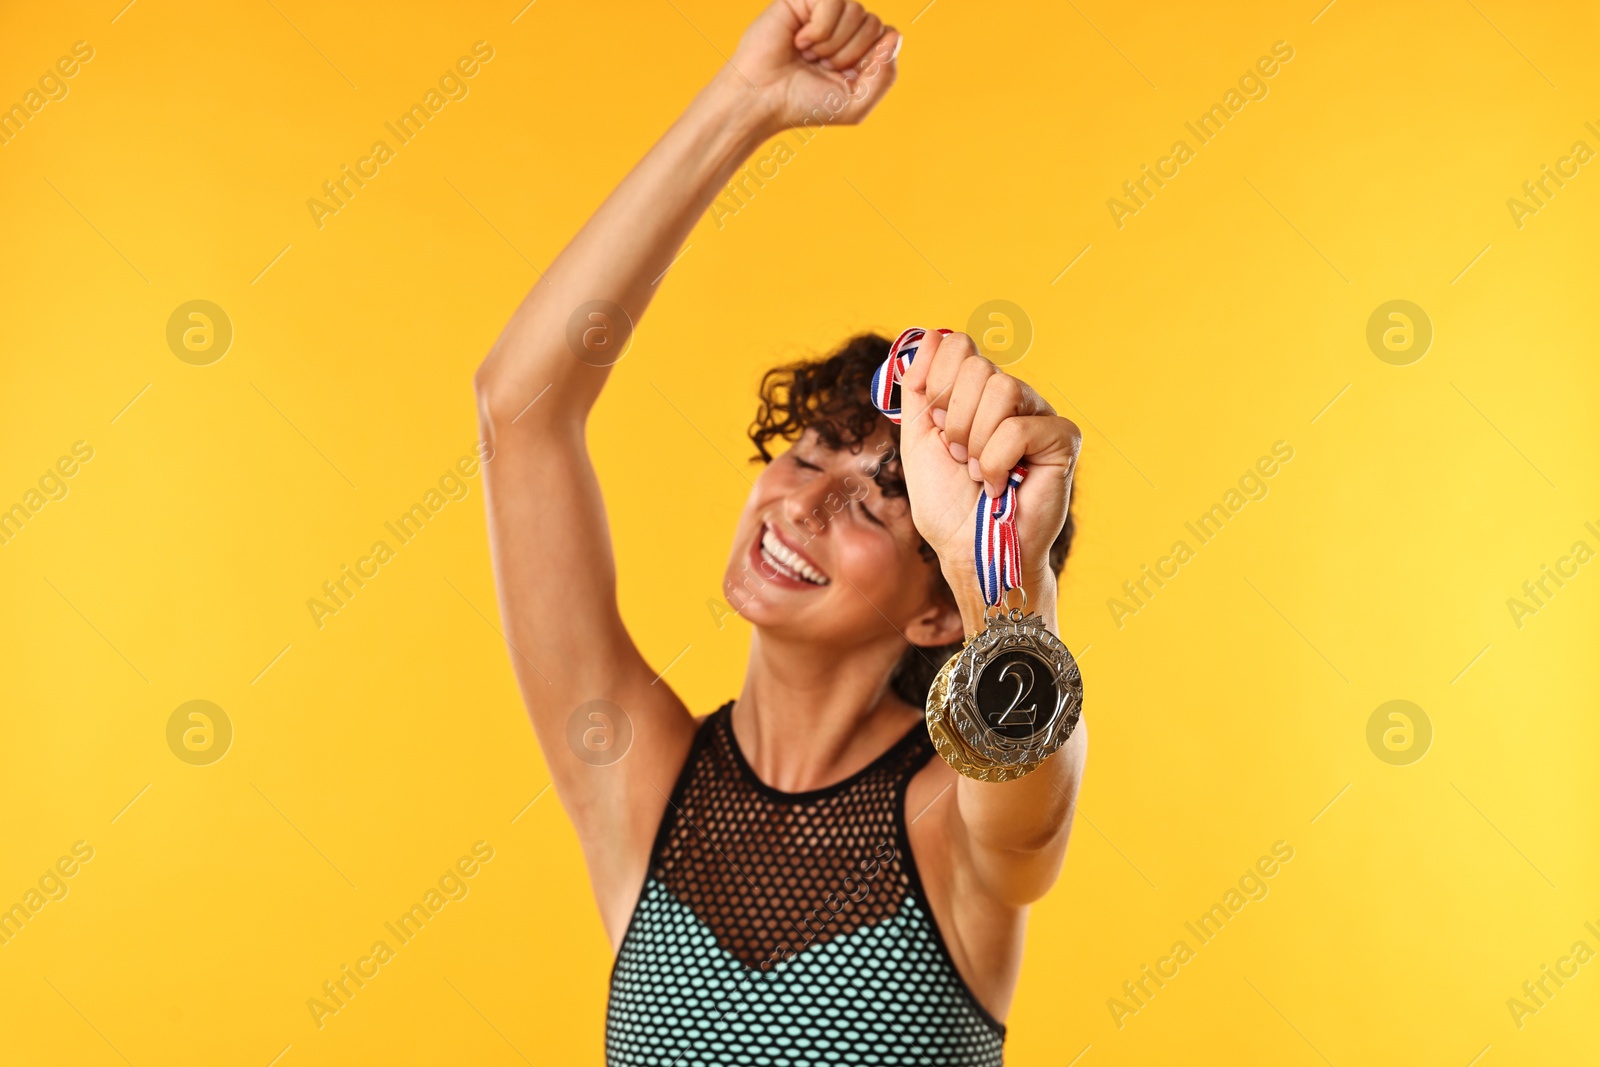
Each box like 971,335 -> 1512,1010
605,701 -> 1006,1065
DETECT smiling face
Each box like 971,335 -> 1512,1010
731,332 -> 1077,707
722,425 -> 959,655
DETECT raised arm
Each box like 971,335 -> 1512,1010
472,1 -> 901,940
896,328 -> 1088,906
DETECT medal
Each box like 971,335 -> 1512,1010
873,327 -> 1083,781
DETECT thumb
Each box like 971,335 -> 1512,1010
894,325 -> 943,451
833,29 -> 900,120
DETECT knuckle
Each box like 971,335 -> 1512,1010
981,383 -> 1016,420
962,356 -> 996,382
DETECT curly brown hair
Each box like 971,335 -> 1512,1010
749,332 -> 1077,709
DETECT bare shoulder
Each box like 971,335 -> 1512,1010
904,753 -> 1024,1020
476,418 -> 703,940
903,720 -> 1089,1018
909,719 -> 1088,893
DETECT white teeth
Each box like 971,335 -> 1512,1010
760,527 -> 828,585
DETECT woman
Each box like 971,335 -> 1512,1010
473,2 -> 1086,1061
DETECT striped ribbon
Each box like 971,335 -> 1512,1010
871,327 -> 1028,607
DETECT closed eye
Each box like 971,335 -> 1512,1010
789,452 -> 882,524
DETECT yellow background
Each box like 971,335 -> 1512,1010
2,0 -> 1598,1063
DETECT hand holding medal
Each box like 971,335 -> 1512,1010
874,327 -> 1084,781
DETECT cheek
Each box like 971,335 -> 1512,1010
721,481 -> 792,602
833,524 -> 922,604
728,474 -> 780,552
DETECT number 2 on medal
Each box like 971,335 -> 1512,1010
996,660 -> 1037,726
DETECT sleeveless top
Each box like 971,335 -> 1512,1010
605,702 -> 1006,1065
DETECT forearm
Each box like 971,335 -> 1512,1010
954,724 -> 1084,904
942,561 -> 1082,885
475,69 -> 777,425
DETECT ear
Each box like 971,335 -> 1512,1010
902,586 -> 965,649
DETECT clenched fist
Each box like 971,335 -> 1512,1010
732,0 -> 901,132
897,332 -> 1082,600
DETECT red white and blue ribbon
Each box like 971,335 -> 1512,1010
871,327 -> 1028,607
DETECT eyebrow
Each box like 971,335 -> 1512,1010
794,431 -> 909,495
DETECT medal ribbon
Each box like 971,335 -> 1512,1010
871,327 -> 1028,607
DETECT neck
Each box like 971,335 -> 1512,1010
733,627 -> 924,793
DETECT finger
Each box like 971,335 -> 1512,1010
795,0 -> 844,53
976,414 -> 1082,498
941,354 -> 998,464
813,1 -> 867,59
825,12 -> 882,70
964,371 -> 1024,474
819,5 -> 870,65
1021,379 -> 1056,417
969,375 -> 1052,463
924,331 -> 977,412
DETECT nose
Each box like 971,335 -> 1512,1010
781,467 -> 842,541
